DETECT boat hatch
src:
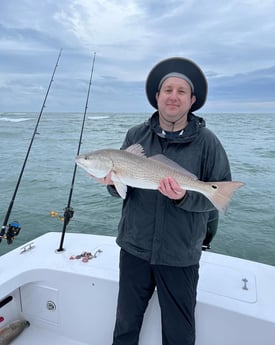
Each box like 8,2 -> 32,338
198,261 -> 256,303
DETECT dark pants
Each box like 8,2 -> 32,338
112,249 -> 199,345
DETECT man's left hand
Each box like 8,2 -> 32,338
158,177 -> 186,200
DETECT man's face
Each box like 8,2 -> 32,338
156,77 -> 196,127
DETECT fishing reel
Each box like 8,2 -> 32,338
63,207 -> 74,226
50,207 -> 74,225
0,221 -> 21,245
50,211 -> 64,221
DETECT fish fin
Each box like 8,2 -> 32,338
113,181 -> 128,199
149,154 -> 198,180
205,181 -> 244,215
125,144 -> 146,157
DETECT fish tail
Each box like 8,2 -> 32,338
205,181 -> 244,215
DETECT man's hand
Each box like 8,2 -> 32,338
158,177 -> 186,200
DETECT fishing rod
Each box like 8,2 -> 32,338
0,49 -> 63,245
56,52 -> 96,252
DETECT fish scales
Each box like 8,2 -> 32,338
110,150 -> 207,191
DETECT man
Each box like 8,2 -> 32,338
100,57 -> 231,344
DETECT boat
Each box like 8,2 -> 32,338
0,230 -> 275,344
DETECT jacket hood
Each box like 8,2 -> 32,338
148,111 -> 206,144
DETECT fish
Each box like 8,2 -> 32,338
76,144 -> 244,214
0,320 -> 30,345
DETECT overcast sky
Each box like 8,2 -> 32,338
0,0 -> 274,114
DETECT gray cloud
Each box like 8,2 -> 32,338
0,0 -> 275,113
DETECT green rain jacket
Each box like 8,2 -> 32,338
108,112 -> 231,267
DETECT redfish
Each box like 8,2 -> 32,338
76,144 -> 244,214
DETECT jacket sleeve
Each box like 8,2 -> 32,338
107,184 -> 121,198
176,133 -> 232,213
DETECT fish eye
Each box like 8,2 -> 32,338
211,184 -> 218,189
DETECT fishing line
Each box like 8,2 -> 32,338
0,49 -> 63,244
56,52 -> 96,252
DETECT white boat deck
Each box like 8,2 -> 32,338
11,325 -> 87,345
1,232 -> 275,345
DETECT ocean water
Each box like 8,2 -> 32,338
0,112 -> 274,266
